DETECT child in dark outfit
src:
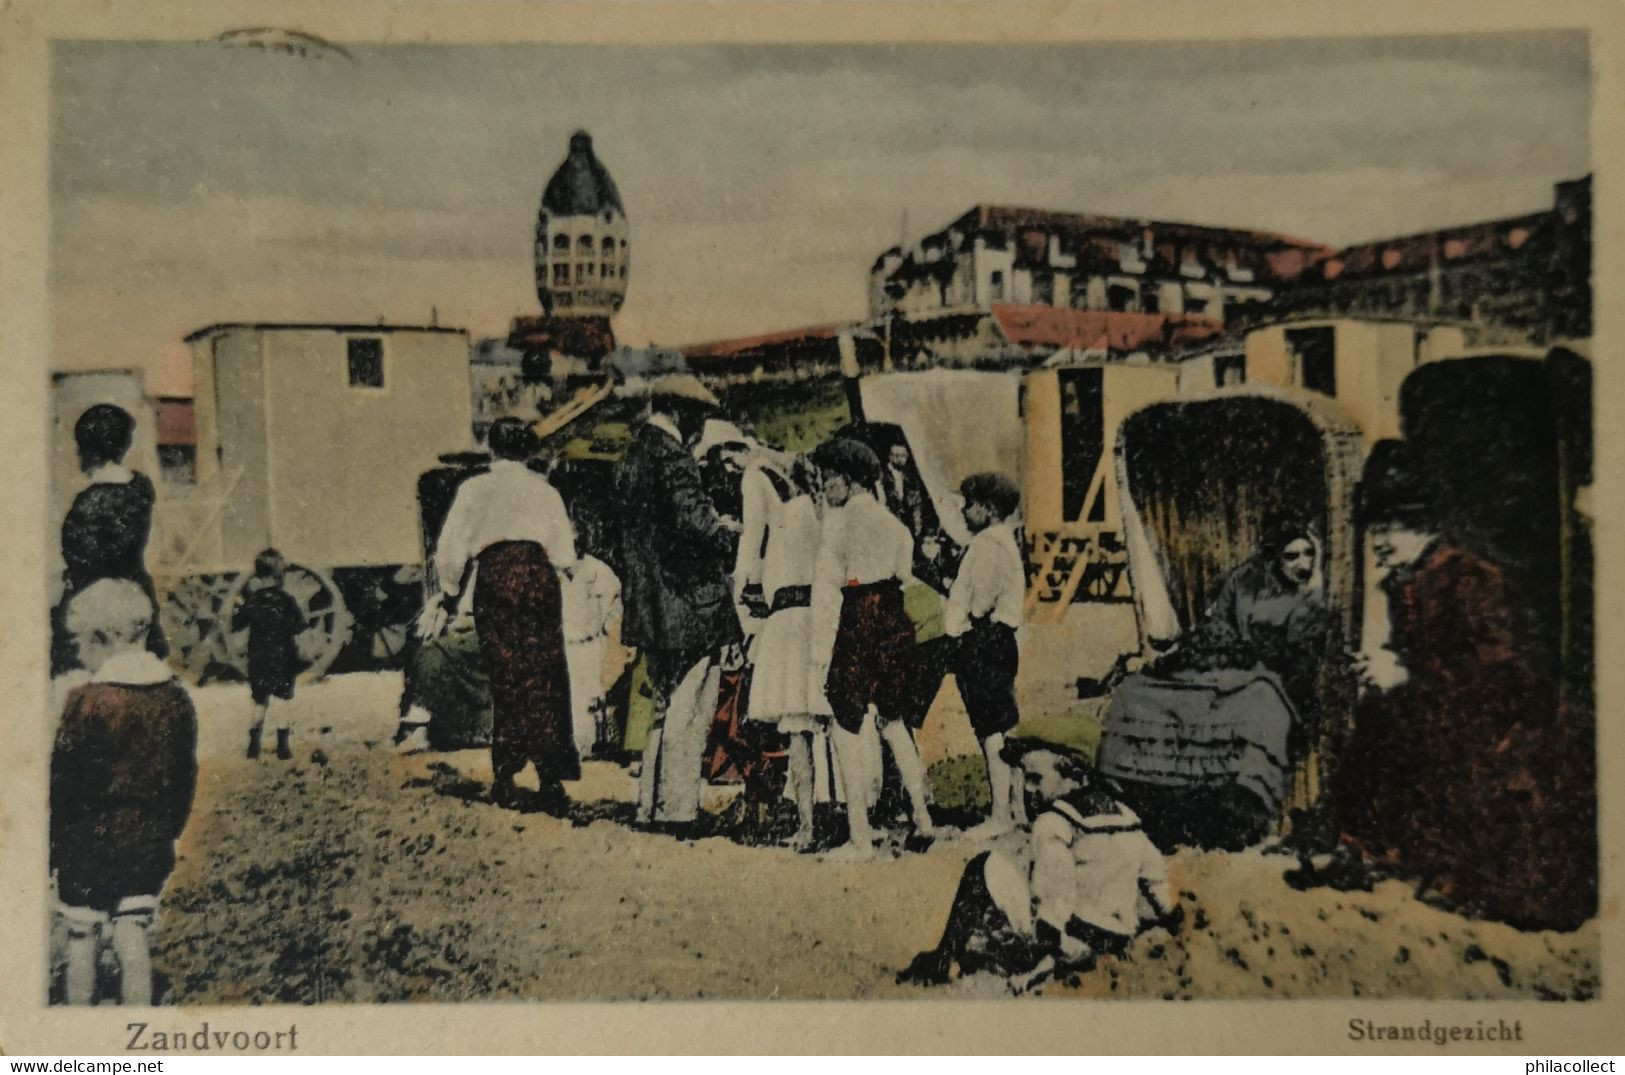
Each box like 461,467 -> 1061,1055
52,579 -> 198,1005
232,548 -> 305,760
945,473 -> 1027,839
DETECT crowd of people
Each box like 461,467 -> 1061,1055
43,379 -> 1591,1006
393,384 -> 1191,987
408,380 -> 1037,862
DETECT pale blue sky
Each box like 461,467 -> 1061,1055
51,34 -> 1590,394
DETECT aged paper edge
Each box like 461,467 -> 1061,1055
0,0 -> 1621,1056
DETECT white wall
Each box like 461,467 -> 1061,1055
259,328 -> 474,568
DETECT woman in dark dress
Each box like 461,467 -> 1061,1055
1100,515 -> 1346,849
1175,514 -> 1341,721
53,404 -> 167,674
1336,445 -> 1592,930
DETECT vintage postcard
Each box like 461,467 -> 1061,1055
0,0 -> 1621,1056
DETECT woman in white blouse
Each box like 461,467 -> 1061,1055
734,452 -> 830,849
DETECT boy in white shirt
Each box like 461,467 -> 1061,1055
945,473 -> 1027,839
809,438 -> 935,858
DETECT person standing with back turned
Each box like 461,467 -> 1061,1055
54,403 -> 168,675
424,417 -> 580,812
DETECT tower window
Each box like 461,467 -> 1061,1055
346,337 -> 384,389
601,262 -> 613,278
552,263 -> 570,285
553,233 -> 570,253
602,237 -> 615,256
988,271 -> 1005,301
577,235 -> 593,254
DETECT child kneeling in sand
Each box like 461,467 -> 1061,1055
51,579 -> 198,1005
898,740 -> 1180,990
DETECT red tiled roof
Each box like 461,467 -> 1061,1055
966,206 -> 1330,255
988,305 -> 1224,353
682,322 -> 849,361
892,206 -> 1333,286
1314,212 -> 1549,280
155,397 -> 195,446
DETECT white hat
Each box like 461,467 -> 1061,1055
692,418 -> 752,460
66,578 -> 154,641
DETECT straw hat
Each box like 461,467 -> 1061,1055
617,373 -> 720,408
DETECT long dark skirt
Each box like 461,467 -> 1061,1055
473,541 -> 579,783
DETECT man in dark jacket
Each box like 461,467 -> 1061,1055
615,380 -> 741,831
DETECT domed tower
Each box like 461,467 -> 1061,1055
534,131 -> 629,320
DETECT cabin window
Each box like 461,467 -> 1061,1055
1287,326 -> 1337,397
1058,368 -> 1105,523
346,337 -> 384,389
1141,289 -> 1160,314
1214,354 -> 1246,387
1107,283 -> 1138,312
158,445 -> 195,485
1184,294 -> 1208,317
988,271 -> 1005,301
